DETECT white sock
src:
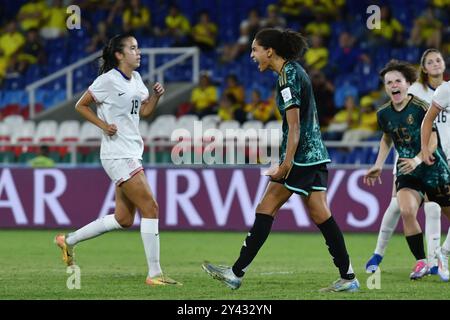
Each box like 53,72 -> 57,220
66,214 -> 122,246
424,202 -> 441,267
374,197 -> 401,256
141,218 -> 163,278
442,227 -> 450,254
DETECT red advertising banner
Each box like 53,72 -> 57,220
0,167 -> 446,232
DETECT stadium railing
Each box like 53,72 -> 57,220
25,47 -> 200,119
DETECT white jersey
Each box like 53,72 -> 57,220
88,68 -> 149,160
433,81 -> 450,160
408,82 -> 434,103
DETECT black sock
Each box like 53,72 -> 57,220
317,216 -> 354,280
406,233 -> 426,260
232,213 -> 274,277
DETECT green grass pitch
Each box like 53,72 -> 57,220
0,230 -> 447,300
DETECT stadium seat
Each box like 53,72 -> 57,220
154,114 -> 177,126
201,114 -> 220,126
58,120 -> 81,143
0,123 -> 11,143
148,122 -> 173,141
139,121 -> 149,142
242,120 -> 263,131
80,121 -> 102,142
35,120 -> 58,143
264,120 -> 282,142
0,122 -> 14,163
10,121 -> 36,143
3,115 -> 24,130
78,122 -> 102,163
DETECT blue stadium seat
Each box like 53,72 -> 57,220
3,78 -> 23,90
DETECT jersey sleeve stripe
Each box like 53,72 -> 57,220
432,100 -> 444,110
88,89 -> 99,103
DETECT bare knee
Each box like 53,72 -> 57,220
400,207 -> 417,221
140,198 -> 159,219
309,208 -> 331,225
115,215 -> 134,228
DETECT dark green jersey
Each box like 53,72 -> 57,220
377,94 -> 450,187
275,61 -> 330,166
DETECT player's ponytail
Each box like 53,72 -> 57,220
98,34 -> 131,75
255,28 -> 308,60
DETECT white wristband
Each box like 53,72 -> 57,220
413,156 -> 423,166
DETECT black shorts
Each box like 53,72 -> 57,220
395,175 -> 425,196
424,184 -> 450,207
271,163 -> 328,196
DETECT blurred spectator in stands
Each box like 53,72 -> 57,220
86,22 -> 109,53
409,7 -> 442,49
191,11 -> 218,52
223,74 -> 246,107
278,0 -> 306,24
163,4 -> 191,46
17,0 -> 46,32
189,72 -> 218,118
265,89 -> 283,122
341,96 -> 378,144
244,89 -> 275,123
334,76 -> 358,109
324,95 -> 358,141
16,28 -> 45,74
308,0 -> 342,18
217,93 -> 240,121
329,32 -> 363,75
40,0 -> 67,39
0,21 -> 26,80
261,4 -> 286,30
369,5 -> 404,47
220,8 -> 262,63
122,0 -> 152,36
305,13 -> 331,40
304,35 -> 329,71
310,69 -> 335,128
28,145 -> 55,168
106,0 -> 125,36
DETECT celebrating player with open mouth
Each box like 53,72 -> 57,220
202,28 -> 360,293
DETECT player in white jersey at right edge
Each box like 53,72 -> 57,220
366,49 -> 447,275
54,34 -> 181,286
422,78 -> 450,282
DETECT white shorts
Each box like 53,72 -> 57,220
101,158 -> 143,186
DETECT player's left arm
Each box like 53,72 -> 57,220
140,82 -> 165,118
420,101 -> 442,165
270,107 -> 299,181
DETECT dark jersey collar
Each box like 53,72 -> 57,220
114,67 -> 131,81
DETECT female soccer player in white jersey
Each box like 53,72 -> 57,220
54,34 -> 180,286
366,49 -> 446,275
421,79 -> 450,281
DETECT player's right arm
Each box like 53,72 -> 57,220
363,133 -> 393,186
75,91 -> 117,136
